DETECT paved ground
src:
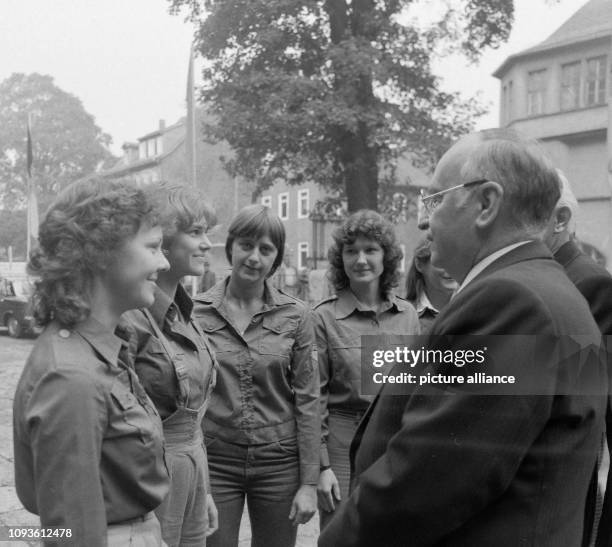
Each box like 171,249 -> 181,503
0,332 -> 318,546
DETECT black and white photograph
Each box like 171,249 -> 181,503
1,0 -> 612,545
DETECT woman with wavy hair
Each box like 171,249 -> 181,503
13,178 -> 170,546
405,239 -> 458,333
125,183 -> 219,547
314,209 -> 420,529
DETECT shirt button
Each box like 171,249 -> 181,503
58,329 -> 70,338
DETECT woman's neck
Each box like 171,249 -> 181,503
88,283 -> 121,331
156,271 -> 180,302
349,281 -> 382,310
227,275 -> 265,305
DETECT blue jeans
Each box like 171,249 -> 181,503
205,435 -> 300,547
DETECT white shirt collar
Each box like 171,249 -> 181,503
454,240 -> 532,296
415,286 -> 438,316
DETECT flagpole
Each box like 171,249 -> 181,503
186,45 -> 197,189
26,113 -> 32,260
26,113 -> 38,262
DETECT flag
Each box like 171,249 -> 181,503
186,45 -> 197,188
26,114 -> 39,258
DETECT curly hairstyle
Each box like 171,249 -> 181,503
153,181 -> 217,247
225,204 -> 286,277
28,177 -> 160,328
405,239 -> 431,303
328,210 -> 403,298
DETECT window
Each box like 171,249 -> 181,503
585,56 -> 606,106
139,141 -> 146,160
261,195 -> 272,208
146,138 -> 157,158
278,193 -> 289,220
297,189 -> 309,219
298,242 -> 309,270
502,80 -> 514,124
561,62 -> 581,110
399,244 -> 406,273
527,69 -> 547,116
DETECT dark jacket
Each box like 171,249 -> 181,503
319,241 -> 606,547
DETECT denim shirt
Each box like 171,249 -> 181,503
123,284 -> 217,419
313,288 -> 420,467
193,278 -> 320,485
13,318 -> 169,546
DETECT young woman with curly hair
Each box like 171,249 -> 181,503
124,183 -> 219,547
314,210 -> 420,529
13,178 -> 171,546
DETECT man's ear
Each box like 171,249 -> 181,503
474,182 -> 504,229
553,206 -> 572,234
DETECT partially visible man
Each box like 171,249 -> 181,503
544,171 -> 612,547
198,258 -> 217,292
318,128 -> 606,547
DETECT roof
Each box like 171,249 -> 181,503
494,0 -> 612,78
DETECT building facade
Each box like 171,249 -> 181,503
494,0 -> 612,264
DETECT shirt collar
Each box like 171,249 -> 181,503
334,288 -> 407,319
454,240 -> 532,296
414,286 -> 438,316
73,316 -> 127,367
196,276 -> 295,310
149,284 -> 193,325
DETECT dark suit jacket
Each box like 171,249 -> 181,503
554,241 -> 612,547
319,241 -> 606,547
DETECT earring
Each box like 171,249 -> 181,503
162,249 -> 169,255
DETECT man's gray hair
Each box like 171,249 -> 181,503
555,169 -> 578,235
460,128 -> 561,232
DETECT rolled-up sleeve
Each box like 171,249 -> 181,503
23,369 -> 107,546
291,307 -> 321,485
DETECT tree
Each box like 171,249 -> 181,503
0,73 -> 115,209
169,0 -> 514,212
0,209 -> 26,259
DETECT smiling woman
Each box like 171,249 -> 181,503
122,182 -> 220,547
314,210 -> 420,529
13,177 -> 171,546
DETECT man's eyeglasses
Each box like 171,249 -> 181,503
419,179 -> 489,215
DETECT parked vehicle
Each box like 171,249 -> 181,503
0,277 -> 40,338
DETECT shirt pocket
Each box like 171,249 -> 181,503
109,370 -> 161,448
199,316 -> 235,354
329,332 -> 363,383
258,315 -> 298,357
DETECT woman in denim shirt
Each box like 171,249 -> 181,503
13,178 -> 170,546
314,210 -> 420,529
124,183 -> 219,547
194,204 -> 320,547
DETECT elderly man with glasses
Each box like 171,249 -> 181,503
318,128 -> 606,547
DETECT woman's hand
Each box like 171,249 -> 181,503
205,494 -> 219,536
317,468 -> 341,512
289,484 -> 317,525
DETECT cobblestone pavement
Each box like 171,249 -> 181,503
0,332 -> 318,546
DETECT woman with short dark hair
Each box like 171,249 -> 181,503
315,209 -> 420,529
194,204 -> 320,547
13,178 -> 170,546
124,182 -> 219,546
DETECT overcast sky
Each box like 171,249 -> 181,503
0,0 -> 585,155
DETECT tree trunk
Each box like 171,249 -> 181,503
326,0 -> 379,212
